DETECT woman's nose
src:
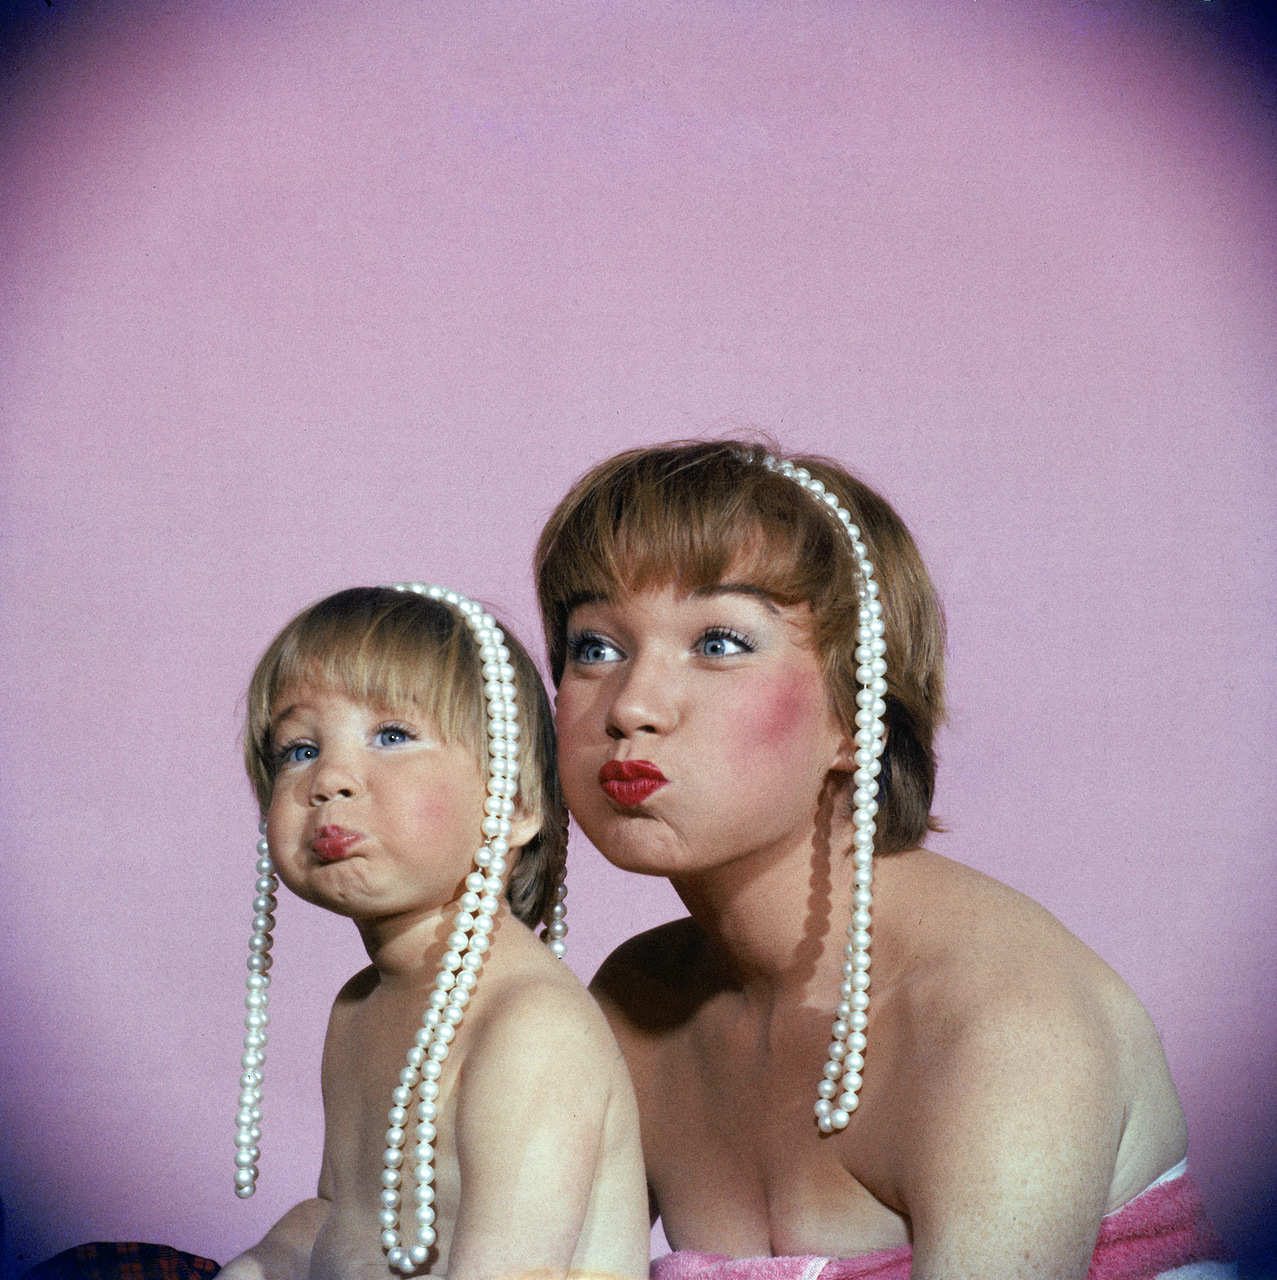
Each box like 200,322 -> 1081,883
605,656 -> 677,740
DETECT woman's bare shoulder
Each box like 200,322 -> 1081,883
877,851 -> 1185,1197
885,852 -> 1152,1036
590,917 -> 717,1030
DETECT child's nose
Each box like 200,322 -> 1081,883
309,757 -> 361,804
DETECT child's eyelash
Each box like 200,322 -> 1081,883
272,738 -> 312,765
374,721 -> 417,742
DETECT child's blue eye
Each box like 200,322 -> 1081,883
697,628 -> 754,658
567,632 -> 622,665
279,742 -> 318,765
374,724 -> 414,747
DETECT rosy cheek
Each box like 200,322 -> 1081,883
410,788 -> 473,829
734,673 -> 830,758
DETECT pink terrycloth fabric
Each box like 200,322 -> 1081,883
650,1169 -> 1234,1280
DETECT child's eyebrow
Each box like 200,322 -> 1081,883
266,704 -> 302,740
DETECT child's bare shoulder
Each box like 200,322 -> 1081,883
468,921 -> 629,1075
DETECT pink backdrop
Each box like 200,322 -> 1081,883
1,1 -> 1273,1274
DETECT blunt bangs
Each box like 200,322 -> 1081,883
245,588 -> 483,812
536,441 -> 860,682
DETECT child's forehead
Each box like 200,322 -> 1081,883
268,681 -> 433,727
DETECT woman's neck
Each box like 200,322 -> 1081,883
668,775 -> 865,1002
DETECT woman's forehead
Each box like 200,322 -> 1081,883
574,548 -> 810,611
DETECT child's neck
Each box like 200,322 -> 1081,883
356,905 -> 457,981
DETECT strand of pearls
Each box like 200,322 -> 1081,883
375,583 -> 521,1273
761,455 -> 887,1134
540,876 -> 568,958
233,819 -> 276,1197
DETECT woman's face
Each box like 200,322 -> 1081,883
555,578 -> 852,882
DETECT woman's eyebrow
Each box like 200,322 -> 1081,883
564,591 -> 611,614
693,583 -> 781,613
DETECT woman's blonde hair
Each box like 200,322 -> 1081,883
534,439 -> 945,854
245,586 -> 568,927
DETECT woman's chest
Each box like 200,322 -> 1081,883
637,1012 -> 912,1258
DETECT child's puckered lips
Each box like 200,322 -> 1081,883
599,759 -> 668,807
310,825 -> 361,862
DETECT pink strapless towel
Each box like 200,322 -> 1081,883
650,1168 -> 1235,1280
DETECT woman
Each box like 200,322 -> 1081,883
534,440 -> 1233,1280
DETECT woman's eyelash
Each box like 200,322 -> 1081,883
700,627 -> 756,655
566,630 -> 617,662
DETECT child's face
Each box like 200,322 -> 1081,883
265,684 -> 490,924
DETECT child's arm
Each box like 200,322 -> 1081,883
444,979 -> 648,1280
216,1197 -> 331,1280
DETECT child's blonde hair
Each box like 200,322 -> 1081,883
244,585 -> 567,927
535,439 -> 946,855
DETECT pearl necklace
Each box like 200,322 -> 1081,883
234,583 -> 565,1277
760,455 -> 886,1134
233,820 -> 275,1198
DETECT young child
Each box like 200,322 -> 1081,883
222,583 -> 648,1280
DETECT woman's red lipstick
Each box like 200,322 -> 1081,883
311,826 -> 360,862
599,760 -> 668,807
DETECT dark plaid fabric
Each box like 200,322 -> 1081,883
23,1243 -> 220,1280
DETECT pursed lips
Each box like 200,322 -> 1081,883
310,825 -> 361,862
598,759 -> 668,808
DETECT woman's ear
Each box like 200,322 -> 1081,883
829,718 -> 885,775
829,720 -> 858,774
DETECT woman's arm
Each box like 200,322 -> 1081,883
895,986 -> 1125,1280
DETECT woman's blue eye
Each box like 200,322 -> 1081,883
567,632 -> 621,665
698,629 -> 753,658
